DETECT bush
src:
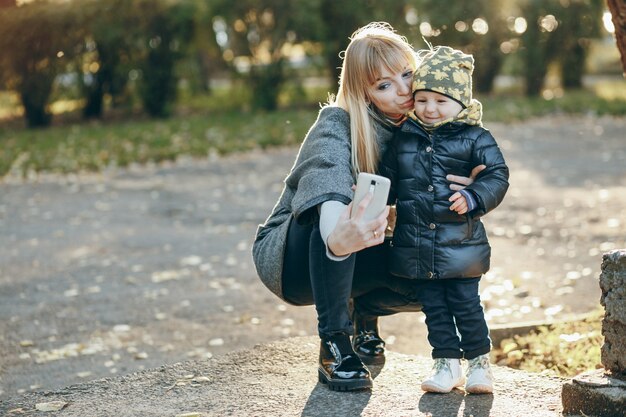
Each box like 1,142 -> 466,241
0,0 -> 196,125
0,1 -> 85,127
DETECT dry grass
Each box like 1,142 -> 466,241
492,308 -> 604,377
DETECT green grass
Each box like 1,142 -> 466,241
492,308 -> 604,377
1,84 -> 625,178
480,91 -> 626,123
0,109 -> 316,177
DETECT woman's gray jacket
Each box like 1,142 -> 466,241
252,106 -> 393,301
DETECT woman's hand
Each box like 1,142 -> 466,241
327,192 -> 389,257
446,164 -> 486,191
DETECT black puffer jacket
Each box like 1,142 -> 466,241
380,118 -> 509,280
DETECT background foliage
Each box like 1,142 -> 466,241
0,0 -> 618,128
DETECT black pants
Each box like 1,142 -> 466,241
415,277 -> 490,360
282,219 -> 423,337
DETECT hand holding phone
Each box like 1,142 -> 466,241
350,173 -> 390,221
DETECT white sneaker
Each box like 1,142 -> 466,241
465,354 -> 494,394
421,358 -> 465,393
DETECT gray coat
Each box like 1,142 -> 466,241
252,105 -> 394,301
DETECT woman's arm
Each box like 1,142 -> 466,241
319,201 -> 350,260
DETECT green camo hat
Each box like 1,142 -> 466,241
413,46 -> 474,108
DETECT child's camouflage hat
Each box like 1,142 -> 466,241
413,46 -> 474,108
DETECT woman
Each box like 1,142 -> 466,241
252,22 -> 481,392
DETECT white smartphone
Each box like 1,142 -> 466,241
350,172 -> 391,221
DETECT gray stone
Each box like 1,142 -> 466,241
600,249 -> 626,375
561,250 -> 626,416
0,336 -> 565,417
562,369 -> 626,417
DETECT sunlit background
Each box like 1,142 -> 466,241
0,0 -> 625,401
0,0 -> 622,126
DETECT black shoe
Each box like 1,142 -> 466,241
318,333 -> 373,391
352,311 -> 386,364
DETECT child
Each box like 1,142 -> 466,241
380,46 -> 509,394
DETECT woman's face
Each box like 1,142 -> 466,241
366,64 -> 414,119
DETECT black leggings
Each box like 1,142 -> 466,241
282,219 -> 423,337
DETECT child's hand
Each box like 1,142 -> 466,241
449,192 -> 468,214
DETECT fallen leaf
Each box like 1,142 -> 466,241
35,401 -> 67,412
64,288 -> 80,297
180,256 -> 202,266
113,324 -> 131,333
208,338 -> 223,347
544,305 -> 563,316
151,269 -> 185,283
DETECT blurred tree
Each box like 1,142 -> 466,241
136,0 -> 195,117
414,0 -> 512,94
211,0 -> 320,110
188,0 -> 226,94
0,2 -> 84,127
0,0 -> 16,87
518,0 -> 605,95
552,0 -> 604,89
317,0 -> 370,85
518,0 -> 560,96
317,0 -> 412,86
607,0 -> 626,76
81,0 -> 139,118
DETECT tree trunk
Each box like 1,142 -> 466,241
607,0 -> 626,77
561,41 -> 586,89
19,71 -> 54,128
83,81 -> 104,119
474,35 -> 504,94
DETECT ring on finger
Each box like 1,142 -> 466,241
373,230 -> 378,238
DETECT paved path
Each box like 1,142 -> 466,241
1,336 -> 566,417
1,115 -> 625,401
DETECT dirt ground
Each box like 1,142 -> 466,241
1,115 -> 625,400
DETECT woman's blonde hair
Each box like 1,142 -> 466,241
333,22 -> 417,176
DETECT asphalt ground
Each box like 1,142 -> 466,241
1,115 -> 625,400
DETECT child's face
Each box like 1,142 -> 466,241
413,90 -> 463,124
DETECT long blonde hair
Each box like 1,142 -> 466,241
333,22 -> 417,176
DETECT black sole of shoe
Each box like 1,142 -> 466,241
318,369 -> 373,391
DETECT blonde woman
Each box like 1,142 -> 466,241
253,22 -> 482,391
